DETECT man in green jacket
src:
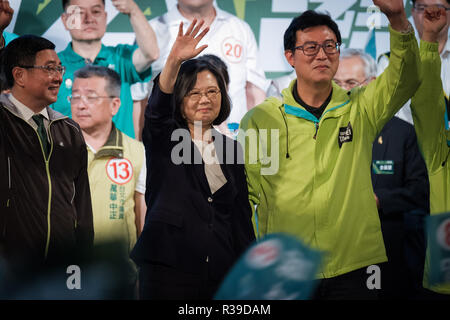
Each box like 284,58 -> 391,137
239,0 -> 424,299
410,6 -> 450,298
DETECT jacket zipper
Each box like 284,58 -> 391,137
6,157 -> 10,216
7,156 -> 11,190
34,121 -> 54,260
313,122 -> 319,140
2,157 -> 10,238
313,100 -> 351,140
45,122 -> 55,259
72,182 -> 77,229
44,160 -> 52,259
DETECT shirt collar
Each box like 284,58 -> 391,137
61,42 -> 109,63
213,5 -> 229,21
166,3 -> 228,27
8,93 -> 49,122
88,123 -> 124,159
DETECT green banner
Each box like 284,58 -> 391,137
7,0 -> 415,78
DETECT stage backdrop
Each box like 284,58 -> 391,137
6,0 -> 415,78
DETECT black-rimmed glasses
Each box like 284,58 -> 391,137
294,40 -> 341,56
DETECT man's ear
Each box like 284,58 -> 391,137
12,67 -> 25,88
111,97 -> 121,117
284,50 -> 295,68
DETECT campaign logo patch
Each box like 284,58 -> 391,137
338,122 -> 353,148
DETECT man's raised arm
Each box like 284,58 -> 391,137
112,0 -> 159,73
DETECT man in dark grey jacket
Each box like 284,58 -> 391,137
0,35 -> 94,273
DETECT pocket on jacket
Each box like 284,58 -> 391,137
148,211 -> 183,228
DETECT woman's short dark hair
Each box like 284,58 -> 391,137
197,54 -> 230,87
284,10 -> 342,52
173,58 -> 231,127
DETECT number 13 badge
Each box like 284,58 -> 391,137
106,158 -> 134,185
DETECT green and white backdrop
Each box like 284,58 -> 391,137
6,0 -> 416,79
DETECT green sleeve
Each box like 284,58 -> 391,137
411,40 -> 447,173
359,25 -> 421,139
238,110 -> 262,235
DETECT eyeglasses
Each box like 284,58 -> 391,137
334,78 -> 368,90
413,4 -> 450,12
19,65 -> 66,77
294,40 -> 341,56
186,88 -> 221,102
69,94 -> 116,105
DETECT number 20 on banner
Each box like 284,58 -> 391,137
106,158 -> 133,185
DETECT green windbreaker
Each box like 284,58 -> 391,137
411,41 -> 450,295
239,27 -> 421,278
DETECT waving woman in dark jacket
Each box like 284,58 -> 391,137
131,19 -> 255,300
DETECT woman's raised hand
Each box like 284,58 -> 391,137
170,19 -> 209,63
159,19 -> 209,93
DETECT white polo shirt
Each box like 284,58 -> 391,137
131,4 -> 270,126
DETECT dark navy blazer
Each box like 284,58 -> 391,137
371,117 -> 429,216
